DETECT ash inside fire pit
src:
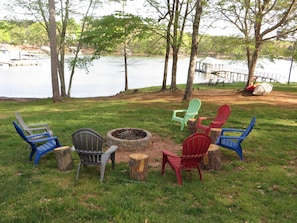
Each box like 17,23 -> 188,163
112,129 -> 147,140
106,128 -> 152,152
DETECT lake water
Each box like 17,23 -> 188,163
0,56 -> 296,98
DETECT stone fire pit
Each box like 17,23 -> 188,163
106,128 -> 152,152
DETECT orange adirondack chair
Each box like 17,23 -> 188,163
161,133 -> 211,185
196,104 -> 232,135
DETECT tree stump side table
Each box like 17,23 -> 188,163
202,144 -> 222,170
209,128 -> 222,144
129,153 -> 148,181
202,128 -> 222,170
54,146 -> 73,171
187,118 -> 197,133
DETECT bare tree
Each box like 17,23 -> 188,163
146,0 -> 173,91
8,0 -> 100,98
48,0 -> 62,102
183,0 -> 203,100
216,0 -> 297,87
170,0 -> 191,91
162,1 -> 174,91
67,0 -> 98,96
146,0 -> 193,91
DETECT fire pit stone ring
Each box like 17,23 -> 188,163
106,128 -> 152,152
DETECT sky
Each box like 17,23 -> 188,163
0,0 -> 235,37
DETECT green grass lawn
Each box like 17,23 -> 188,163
0,83 -> 296,222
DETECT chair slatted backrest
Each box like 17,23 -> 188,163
13,121 -> 34,147
181,133 -> 211,169
214,104 -> 232,123
15,112 -> 32,135
186,98 -> 201,116
72,128 -> 103,165
241,116 -> 256,138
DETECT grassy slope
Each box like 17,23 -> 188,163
0,83 -> 296,222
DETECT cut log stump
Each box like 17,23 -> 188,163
54,146 -> 73,171
202,144 -> 222,170
129,153 -> 148,181
187,118 -> 197,133
202,128 -> 222,170
210,128 -> 222,144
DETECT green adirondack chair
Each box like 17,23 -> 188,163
171,98 -> 202,131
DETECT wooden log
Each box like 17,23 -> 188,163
54,146 -> 73,171
129,153 -> 149,181
187,118 -> 197,133
209,128 -> 222,144
202,144 -> 222,170
202,128 -> 222,168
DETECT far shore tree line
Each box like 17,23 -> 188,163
1,0 -> 297,102
0,20 -> 294,59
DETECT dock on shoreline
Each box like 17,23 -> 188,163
195,61 -> 287,83
0,60 -> 41,66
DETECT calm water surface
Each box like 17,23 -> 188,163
0,56 -> 296,98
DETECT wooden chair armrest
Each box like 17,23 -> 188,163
197,116 -> 214,124
104,145 -> 118,154
28,123 -> 49,128
27,132 -> 51,139
221,128 -> 245,134
172,109 -> 186,115
29,136 -> 58,143
218,135 -> 243,140
161,149 -> 179,158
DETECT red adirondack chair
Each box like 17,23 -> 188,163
161,133 -> 211,185
196,104 -> 232,135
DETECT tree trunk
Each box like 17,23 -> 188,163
170,47 -> 178,91
247,43 -> 262,87
58,0 -> 69,97
48,0 -> 61,103
124,45 -> 128,91
161,3 -> 174,91
170,0 -> 180,92
170,0 -> 189,92
58,49 -> 66,97
67,0 -> 95,97
162,51 -> 169,91
183,0 -> 202,101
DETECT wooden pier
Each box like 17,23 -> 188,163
0,60 -> 41,66
196,61 -> 287,83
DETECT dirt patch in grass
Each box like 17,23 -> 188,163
110,89 -> 297,167
3,89 -> 296,167
109,88 -> 297,108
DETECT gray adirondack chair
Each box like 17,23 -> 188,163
71,128 -> 118,182
15,111 -> 53,136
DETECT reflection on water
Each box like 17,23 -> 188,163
0,56 -> 193,98
0,56 -> 296,98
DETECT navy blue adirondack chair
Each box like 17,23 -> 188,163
216,116 -> 256,160
13,121 -> 62,165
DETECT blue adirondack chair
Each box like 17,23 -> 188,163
216,116 -> 256,160
171,98 -> 202,131
13,121 -> 62,165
